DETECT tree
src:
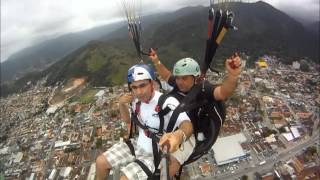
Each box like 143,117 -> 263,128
278,126 -> 287,133
306,146 -> 317,155
241,175 -> 249,180
110,110 -> 118,118
300,60 -> 310,72
96,138 -> 102,149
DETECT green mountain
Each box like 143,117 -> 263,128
305,21 -> 320,37
1,1 -> 319,97
1,22 -> 124,83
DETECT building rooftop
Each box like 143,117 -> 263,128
59,167 -> 72,178
212,133 -> 247,165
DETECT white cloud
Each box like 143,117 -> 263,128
264,0 -> 319,22
1,0 -> 121,61
1,0 -> 319,62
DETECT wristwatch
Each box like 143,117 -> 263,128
154,60 -> 161,66
179,129 -> 187,142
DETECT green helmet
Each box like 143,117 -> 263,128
173,58 -> 200,77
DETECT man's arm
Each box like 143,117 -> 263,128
214,54 -> 242,101
175,120 -> 193,143
149,48 -> 172,82
159,120 -> 193,153
119,93 -> 133,133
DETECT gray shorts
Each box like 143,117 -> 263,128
171,135 -> 196,165
103,139 -> 154,180
103,136 -> 195,180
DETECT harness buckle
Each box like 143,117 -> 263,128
155,105 -> 161,112
144,129 -> 151,137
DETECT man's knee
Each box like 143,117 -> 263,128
96,154 -> 111,170
120,175 -> 129,180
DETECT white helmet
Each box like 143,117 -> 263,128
127,64 -> 155,83
173,58 -> 200,77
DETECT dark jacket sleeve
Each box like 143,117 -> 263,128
203,81 -> 217,102
168,75 -> 176,87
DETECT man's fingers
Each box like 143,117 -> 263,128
159,134 -> 169,146
126,94 -> 133,100
226,54 -> 242,69
160,134 -> 175,152
227,60 -> 236,69
161,140 -> 171,152
120,93 -> 133,103
148,48 -> 156,57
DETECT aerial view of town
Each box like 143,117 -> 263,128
1,55 -> 319,180
1,0 -> 319,180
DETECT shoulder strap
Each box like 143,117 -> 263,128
166,84 -> 204,132
134,159 -> 153,177
130,101 -> 162,173
156,94 -> 170,133
135,101 -> 141,114
128,101 -> 138,139
124,139 -> 135,156
129,101 -> 147,135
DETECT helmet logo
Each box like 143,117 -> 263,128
127,64 -> 155,83
173,57 -> 200,76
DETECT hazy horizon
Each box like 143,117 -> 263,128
1,0 -> 319,62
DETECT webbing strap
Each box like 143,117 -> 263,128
124,140 -> 135,156
152,138 -> 161,170
157,94 -> 170,133
129,96 -> 174,179
166,85 -> 203,132
181,102 -> 225,166
134,159 -> 153,177
130,106 -> 162,140
129,120 -> 134,139
158,106 -> 171,133
130,112 -> 147,130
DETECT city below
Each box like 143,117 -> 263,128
1,55 -> 319,180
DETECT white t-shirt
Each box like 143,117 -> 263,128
132,91 -> 190,153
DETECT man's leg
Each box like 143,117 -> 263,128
96,154 -> 112,180
168,156 -> 181,178
96,140 -> 138,180
168,136 -> 196,177
120,176 -> 129,180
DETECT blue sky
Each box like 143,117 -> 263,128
1,0 -> 319,62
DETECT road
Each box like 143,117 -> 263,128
200,132 -> 319,180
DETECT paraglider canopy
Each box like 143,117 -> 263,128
201,0 -> 237,79
120,0 -> 147,61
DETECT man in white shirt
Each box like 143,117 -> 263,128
96,64 -> 195,180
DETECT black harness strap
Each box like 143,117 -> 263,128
130,102 -> 148,131
152,138 -> 161,171
124,140 -> 135,156
206,102 -> 224,144
157,94 -> 171,134
127,95 -> 173,179
134,159 -> 153,177
130,101 -> 165,139
165,107 -> 180,133
128,117 -> 135,139
166,84 -> 203,132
